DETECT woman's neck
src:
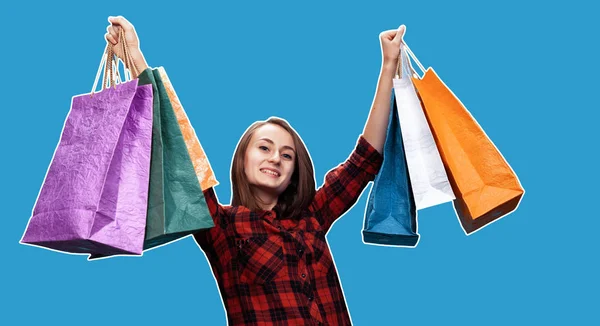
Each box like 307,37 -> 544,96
252,187 -> 278,211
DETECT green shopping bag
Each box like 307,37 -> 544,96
139,68 -> 214,250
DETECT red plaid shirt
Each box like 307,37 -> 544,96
193,135 -> 383,325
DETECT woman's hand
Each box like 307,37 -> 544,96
105,16 -> 148,78
379,24 -> 406,67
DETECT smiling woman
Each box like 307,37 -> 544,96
231,118 -> 315,219
105,14 -> 404,326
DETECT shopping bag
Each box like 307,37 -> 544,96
363,92 -> 419,247
405,44 -> 525,234
20,46 -> 154,256
393,44 -> 455,210
138,68 -> 214,250
156,67 -> 218,191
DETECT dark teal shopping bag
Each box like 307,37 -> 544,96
141,68 -> 214,249
362,93 -> 419,247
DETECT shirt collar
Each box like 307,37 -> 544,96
257,206 -> 281,223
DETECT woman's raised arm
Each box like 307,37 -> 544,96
361,25 -> 405,154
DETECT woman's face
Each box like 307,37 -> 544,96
244,123 -> 296,197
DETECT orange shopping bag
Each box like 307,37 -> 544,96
405,45 -> 524,235
156,67 -> 219,191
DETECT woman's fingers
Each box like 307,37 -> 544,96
106,25 -> 119,44
105,32 -> 117,45
393,25 -> 406,42
379,30 -> 394,41
380,25 -> 406,43
108,16 -> 134,33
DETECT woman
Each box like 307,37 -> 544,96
106,16 -> 405,326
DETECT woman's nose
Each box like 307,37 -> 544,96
268,151 -> 281,163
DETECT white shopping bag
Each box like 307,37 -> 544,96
392,44 -> 455,210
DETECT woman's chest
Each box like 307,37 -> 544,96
212,213 -> 335,285
228,213 -> 328,258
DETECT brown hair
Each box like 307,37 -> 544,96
231,117 -> 315,219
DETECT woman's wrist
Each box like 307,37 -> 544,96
129,48 -> 149,78
382,59 -> 397,71
381,60 -> 398,77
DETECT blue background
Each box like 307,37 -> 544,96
1,0 -> 597,325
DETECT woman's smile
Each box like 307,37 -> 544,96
260,168 -> 280,177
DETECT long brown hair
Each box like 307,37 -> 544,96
231,117 -> 315,218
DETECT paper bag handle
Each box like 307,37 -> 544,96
91,44 -> 116,95
118,28 -> 140,79
90,27 -> 140,95
395,43 -> 419,79
402,43 -> 427,79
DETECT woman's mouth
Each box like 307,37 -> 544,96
260,168 -> 280,178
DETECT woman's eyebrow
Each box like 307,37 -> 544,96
258,137 -> 296,153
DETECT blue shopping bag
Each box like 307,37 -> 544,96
362,92 -> 419,247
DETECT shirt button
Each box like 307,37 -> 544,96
308,295 -> 314,301
297,248 -> 304,255
301,273 -> 306,278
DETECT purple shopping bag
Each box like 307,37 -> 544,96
21,48 -> 154,257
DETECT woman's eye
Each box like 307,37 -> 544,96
283,154 -> 293,160
259,146 -> 269,151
